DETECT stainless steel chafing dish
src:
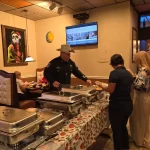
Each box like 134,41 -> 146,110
0,106 -> 43,149
62,85 -> 99,104
37,91 -> 84,118
38,109 -> 66,136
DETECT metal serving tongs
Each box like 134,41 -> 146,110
57,84 -> 64,96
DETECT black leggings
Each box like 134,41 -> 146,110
109,101 -> 133,150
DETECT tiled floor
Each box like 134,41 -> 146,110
88,129 -> 149,150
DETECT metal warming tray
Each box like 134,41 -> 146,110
0,106 -> 43,146
38,109 -> 65,135
0,106 -> 38,133
62,85 -> 99,104
37,91 -> 84,117
39,91 -> 83,103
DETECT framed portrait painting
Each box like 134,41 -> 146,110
1,25 -> 28,66
132,27 -> 138,63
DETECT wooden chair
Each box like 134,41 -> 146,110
36,67 -> 49,92
0,70 -> 35,109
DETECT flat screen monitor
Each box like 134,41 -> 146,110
66,22 -> 98,46
140,39 -> 150,51
140,14 -> 150,28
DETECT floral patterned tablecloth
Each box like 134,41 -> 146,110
37,98 -> 110,150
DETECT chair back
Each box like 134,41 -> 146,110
36,68 -> 45,83
0,70 -> 19,108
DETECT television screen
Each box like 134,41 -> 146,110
140,14 -> 150,28
66,22 -> 98,46
140,39 -> 150,51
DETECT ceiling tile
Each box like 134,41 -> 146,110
69,2 -> 94,11
132,0 -> 144,5
6,9 -> 34,18
18,5 -> 59,17
135,4 -> 150,12
115,0 -> 129,2
26,0 -> 48,4
0,2 -> 15,11
55,0 -> 86,6
0,0 -> 32,8
145,0 -> 150,4
61,7 -> 76,15
86,0 -> 116,7
26,14 -> 45,20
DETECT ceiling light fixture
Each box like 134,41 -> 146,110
58,6 -> 64,15
49,2 -> 56,10
23,10 -> 35,62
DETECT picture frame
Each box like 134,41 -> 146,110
1,25 -> 28,66
132,27 -> 138,63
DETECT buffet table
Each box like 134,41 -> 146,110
37,98 -> 110,150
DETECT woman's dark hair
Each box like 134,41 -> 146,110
110,54 -> 124,66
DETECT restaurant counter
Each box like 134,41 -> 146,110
37,98 -> 110,150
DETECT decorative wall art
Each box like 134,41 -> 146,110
46,31 -> 54,43
1,25 -> 27,66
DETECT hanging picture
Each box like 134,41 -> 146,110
132,27 -> 138,63
1,25 -> 28,66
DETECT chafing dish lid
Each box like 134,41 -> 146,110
0,106 -> 37,123
38,110 -> 62,121
49,91 -> 78,97
39,91 -> 83,104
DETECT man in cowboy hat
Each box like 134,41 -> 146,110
44,44 -> 91,90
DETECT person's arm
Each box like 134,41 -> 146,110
95,71 -> 117,94
44,61 -> 55,84
96,81 -> 116,94
126,68 -> 136,78
44,61 -> 60,88
72,61 -> 88,82
133,69 -> 147,91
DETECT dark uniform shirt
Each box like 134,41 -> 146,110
109,66 -> 133,102
44,56 -> 88,88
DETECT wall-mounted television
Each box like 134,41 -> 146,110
140,14 -> 150,28
66,22 -> 98,46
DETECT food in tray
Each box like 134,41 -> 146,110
95,81 -> 102,86
91,84 -> 102,91
95,87 -> 102,91
95,81 -> 108,88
